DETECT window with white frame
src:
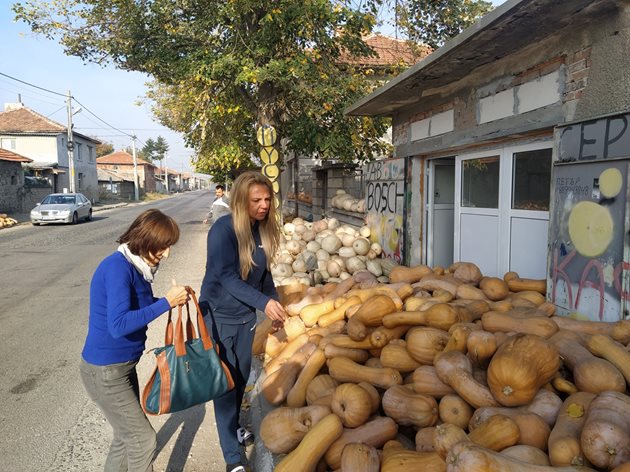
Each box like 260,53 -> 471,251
1,138 -> 16,150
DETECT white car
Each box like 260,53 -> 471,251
31,193 -> 93,225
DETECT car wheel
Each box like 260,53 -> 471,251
86,209 -> 93,222
72,212 -> 78,224
32,222 -> 40,226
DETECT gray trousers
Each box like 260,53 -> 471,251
80,358 -> 156,472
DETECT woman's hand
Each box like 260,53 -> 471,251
265,299 -> 287,322
165,279 -> 190,308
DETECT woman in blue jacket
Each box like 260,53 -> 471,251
200,171 -> 286,472
80,209 -> 189,472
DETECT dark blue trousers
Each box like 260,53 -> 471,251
204,313 -> 256,464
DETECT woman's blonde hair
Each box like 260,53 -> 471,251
230,171 -> 280,279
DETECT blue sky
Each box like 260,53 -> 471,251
1,1 -> 504,174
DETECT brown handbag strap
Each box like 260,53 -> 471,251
186,287 -> 214,351
165,309 -> 174,345
174,304 -> 187,357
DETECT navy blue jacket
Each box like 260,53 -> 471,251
200,215 -> 278,324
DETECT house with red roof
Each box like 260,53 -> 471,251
96,150 -> 158,195
0,102 -> 101,201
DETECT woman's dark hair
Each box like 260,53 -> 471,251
117,209 -> 179,259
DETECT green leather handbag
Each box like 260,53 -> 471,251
142,287 -> 234,415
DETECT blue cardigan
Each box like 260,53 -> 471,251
200,215 -> 278,324
82,252 -> 171,366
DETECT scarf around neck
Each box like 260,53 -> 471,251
117,243 -> 158,283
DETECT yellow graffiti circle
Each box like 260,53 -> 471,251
568,201 -> 613,258
260,147 -> 279,165
256,126 -> 277,146
262,164 -> 279,181
598,168 -> 623,199
272,180 -> 280,193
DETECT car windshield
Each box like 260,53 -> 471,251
42,195 -> 76,205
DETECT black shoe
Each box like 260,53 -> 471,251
226,463 -> 246,472
237,427 -> 254,447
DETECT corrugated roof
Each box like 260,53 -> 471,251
97,168 -> 134,182
97,151 -> 154,167
0,147 -> 33,163
338,33 -> 431,67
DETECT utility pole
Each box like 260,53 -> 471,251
131,132 -> 140,201
66,90 -> 75,193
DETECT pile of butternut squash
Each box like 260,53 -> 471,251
255,262 -> 630,472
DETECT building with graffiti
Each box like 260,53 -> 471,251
347,0 -> 629,321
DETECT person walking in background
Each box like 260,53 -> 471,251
203,184 -> 231,224
200,172 -> 286,472
79,209 -> 190,472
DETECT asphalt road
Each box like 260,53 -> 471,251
0,191 -> 231,472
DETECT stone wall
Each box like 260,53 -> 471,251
0,161 -> 52,213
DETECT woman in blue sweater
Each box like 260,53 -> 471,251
200,172 -> 286,472
80,209 -> 189,472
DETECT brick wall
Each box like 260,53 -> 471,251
564,47 -> 591,103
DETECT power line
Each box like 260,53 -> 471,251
72,97 -> 135,139
0,71 -> 67,97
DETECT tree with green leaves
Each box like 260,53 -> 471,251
395,0 -> 493,49
14,0 -> 392,177
13,0 -> 492,176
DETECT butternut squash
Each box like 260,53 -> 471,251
287,293 -> 324,317
300,299 -> 337,327
380,343 -> 422,372
581,391 -> 630,469
487,334 -> 561,406
328,334 -> 375,350
468,414 -> 521,451
346,294 -> 397,341
283,316 -> 307,341
549,330 -> 626,393
434,350 -> 499,408
551,316 -> 630,344
408,365 -> 455,397
340,443 -> 379,472
262,343 -> 316,405
260,405 -> 331,453
325,416 -> 399,469
438,394 -> 473,429
415,427 -> 437,452
443,324 -> 472,353
317,296 -> 362,328
479,277 -> 510,301
331,383 -> 373,428
504,273 -> 547,294
412,274 -> 461,296
502,445 -> 551,466
470,388 -> 563,428
449,262 -> 483,285
381,449 -> 446,471
445,442 -> 597,472
548,391 -> 595,467
323,344 -> 370,363
382,310 -> 429,329
286,348 -> 328,408
455,283 -> 486,301
586,334 -> 630,384
466,330 -> 497,368
323,276 -> 357,301
275,413 -> 344,472
328,356 -> 403,389
405,327 -> 449,364
265,329 -> 288,357
510,290 -> 547,306
424,303 -> 464,331
252,317 -> 274,355
389,264 -> 432,284
370,325 -> 411,348
265,333 -> 311,375
382,385 -> 439,428
357,381 -> 380,414
306,374 -> 339,407
481,311 -> 559,338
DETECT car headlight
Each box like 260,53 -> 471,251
31,210 -> 40,216
58,210 -> 70,216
